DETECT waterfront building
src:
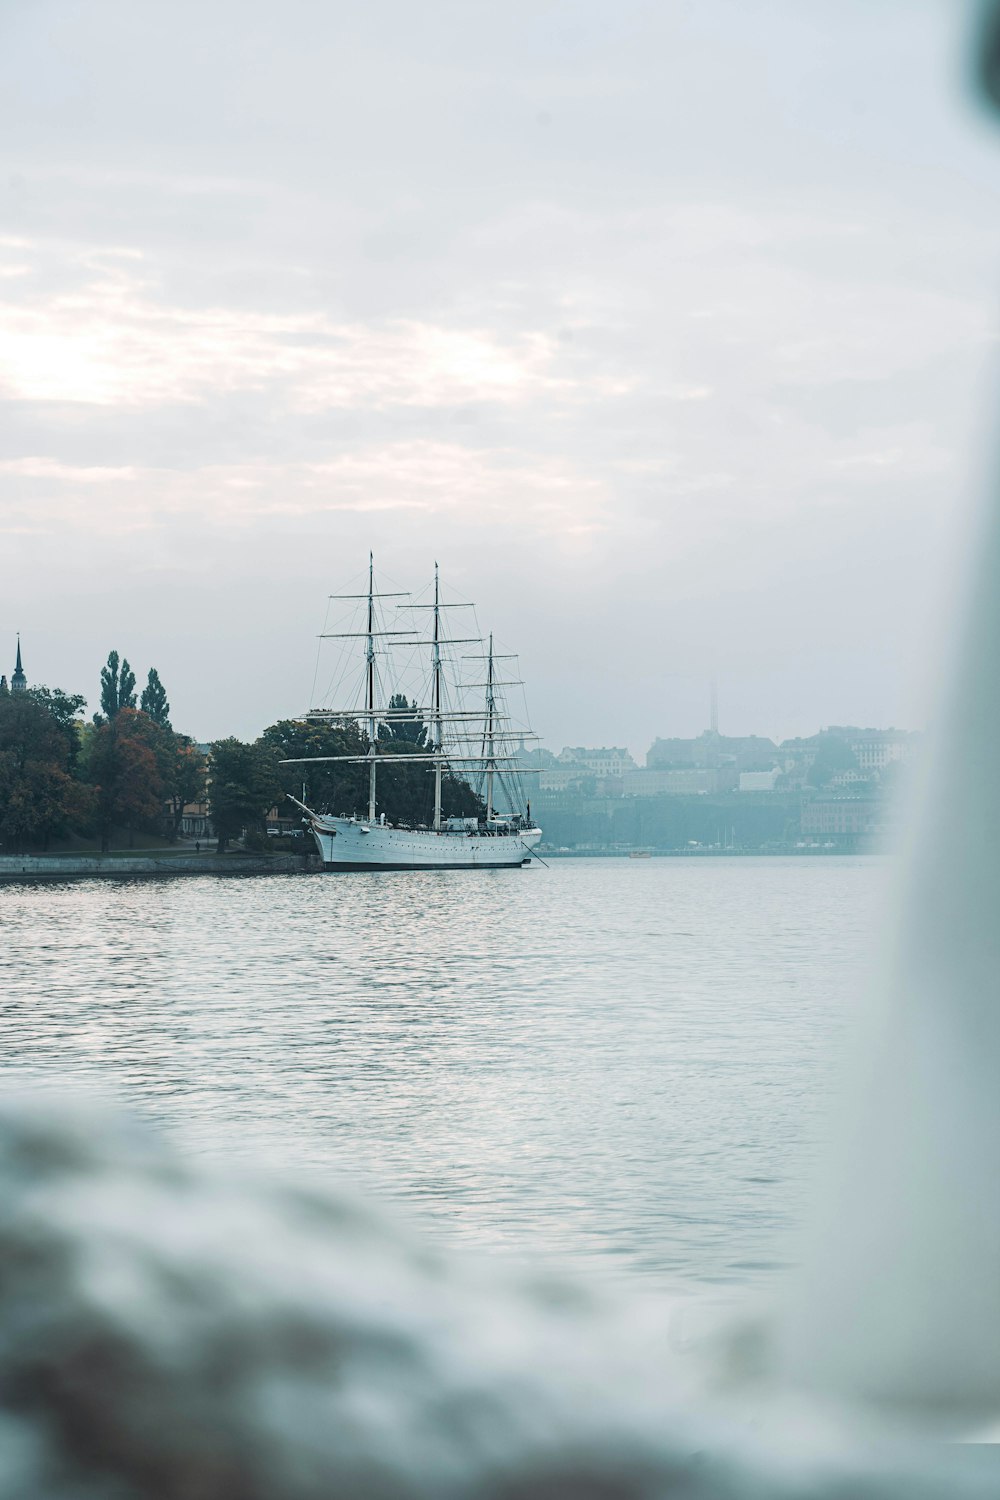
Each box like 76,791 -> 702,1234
800,795 -> 882,839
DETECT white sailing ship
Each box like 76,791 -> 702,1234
283,557 -> 542,870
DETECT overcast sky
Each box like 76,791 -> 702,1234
2,0 -> 999,754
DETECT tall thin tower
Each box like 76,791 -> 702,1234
11,635 -> 26,694
709,676 -> 719,736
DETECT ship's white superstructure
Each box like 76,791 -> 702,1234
282,557 -> 541,871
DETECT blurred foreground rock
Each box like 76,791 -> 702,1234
0,1095 -> 991,1500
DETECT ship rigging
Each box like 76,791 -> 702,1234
281,556 -> 542,870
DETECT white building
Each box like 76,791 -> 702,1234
738,769 -> 781,792
557,746 -> 637,778
850,731 -> 917,773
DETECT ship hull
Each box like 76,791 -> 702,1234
308,816 -> 541,870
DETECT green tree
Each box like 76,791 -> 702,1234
357,740 -> 485,826
0,690 -> 94,851
259,718 -> 366,817
440,768 -> 486,820
99,650 -> 137,720
384,693 -> 427,747
258,715 -> 485,827
208,738 -> 283,852
25,686 -> 87,771
140,668 -> 171,728
164,735 -> 207,839
83,708 -> 164,851
807,734 -> 859,788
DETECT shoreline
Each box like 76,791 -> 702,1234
0,852 -> 323,883
0,847 -> 884,881
539,846 -> 882,858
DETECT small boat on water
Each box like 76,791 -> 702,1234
283,557 -> 542,871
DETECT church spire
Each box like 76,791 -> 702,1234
11,634 -> 26,693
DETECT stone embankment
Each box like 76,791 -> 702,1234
0,852 -> 322,882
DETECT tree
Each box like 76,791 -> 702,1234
140,668 -> 171,728
258,715 -> 485,827
259,718 -> 366,817
99,651 -> 137,720
440,768 -> 486,821
208,738 -> 283,852
384,693 -> 427,747
26,686 -> 87,771
807,734 -> 859,788
353,740 -> 485,826
83,708 -> 164,851
0,690 -> 93,851
164,735 -> 207,839
119,709 -> 207,841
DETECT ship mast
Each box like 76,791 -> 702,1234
365,551 -> 377,823
485,631 -> 496,823
314,556 -> 412,823
432,562 -> 443,832
282,563 -> 537,820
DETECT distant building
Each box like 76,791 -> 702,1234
829,768 -> 874,788
779,727 -> 920,783
739,769 -> 781,792
177,801 -> 213,839
800,795 -> 882,839
776,737 -> 820,772
539,766 -> 589,792
624,767 -> 731,797
647,732 -> 777,772
848,730 -> 918,773
557,746 -> 637,777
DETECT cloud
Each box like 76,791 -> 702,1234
0,238 -> 582,411
0,457 -> 138,482
0,0 -> 996,746
0,442 -> 608,540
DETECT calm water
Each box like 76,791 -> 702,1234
0,856 -> 882,1294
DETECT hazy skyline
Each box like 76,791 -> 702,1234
2,0 -> 999,756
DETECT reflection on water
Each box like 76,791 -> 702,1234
1,857 -> 878,1292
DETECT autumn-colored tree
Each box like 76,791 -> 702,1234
0,689 -> 93,851
111,707 -> 204,839
83,708 -> 164,851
